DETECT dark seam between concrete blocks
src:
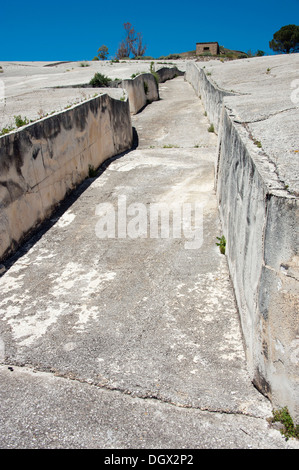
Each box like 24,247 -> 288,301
1,362 -> 269,420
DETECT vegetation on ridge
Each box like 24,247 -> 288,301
269,24 -> 299,54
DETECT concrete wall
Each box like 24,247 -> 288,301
120,67 -> 184,114
185,61 -> 299,422
121,73 -> 159,114
0,93 -> 133,262
0,67 -> 183,261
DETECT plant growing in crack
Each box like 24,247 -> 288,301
89,73 -> 111,87
216,235 -> 226,254
150,61 -> 159,85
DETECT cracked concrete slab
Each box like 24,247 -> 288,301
0,75 -> 298,448
0,364 -> 296,449
202,54 -> 299,194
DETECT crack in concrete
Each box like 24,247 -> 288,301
1,361 -> 267,420
240,121 -> 293,193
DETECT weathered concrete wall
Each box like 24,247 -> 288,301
156,66 -> 185,83
185,60 -> 299,422
120,67 -> 184,114
185,61 -> 233,133
0,93 -> 133,261
0,67 -> 184,260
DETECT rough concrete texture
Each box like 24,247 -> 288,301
0,60 -> 187,129
0,74 -> 298,449
187,54 -> 299,193
185,55 -> 299,421
0,93 -> 133,261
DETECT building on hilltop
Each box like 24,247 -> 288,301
196,42 -> 219,56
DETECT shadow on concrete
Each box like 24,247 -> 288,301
0,127 -> 139,276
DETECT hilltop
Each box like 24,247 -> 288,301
157,46 -> 248,61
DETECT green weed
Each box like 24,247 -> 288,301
0,125 -> 14,136
14,115 -> 29,128
216,235 -> 226,254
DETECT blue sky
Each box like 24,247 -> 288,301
2,0 -> 299,60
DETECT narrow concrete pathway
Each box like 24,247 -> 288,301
0,77 -> 296,449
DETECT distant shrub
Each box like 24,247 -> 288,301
271,407 -> 299,440
165,54 -> 181,59
89,73 -> 111,87
135,56 -> 154,60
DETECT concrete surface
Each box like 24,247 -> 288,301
0,60 -> 187,129
197,54 -> 299,194
185,55 -> 299,421
0,74 -> 298,448
0,93 -> 133,261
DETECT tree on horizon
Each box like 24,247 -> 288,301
97,45 -> 109,60
269,24 -> 299,54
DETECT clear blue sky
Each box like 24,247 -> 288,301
2,0 -> 299,60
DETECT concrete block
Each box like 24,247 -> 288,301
185,55 -> 299,422
0,94 -> 133,261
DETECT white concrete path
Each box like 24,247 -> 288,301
0,76 -> 297,449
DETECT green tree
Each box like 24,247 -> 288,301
269,24 -> 299,54
97,45 -> 109,60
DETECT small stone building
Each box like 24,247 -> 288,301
196,42 -> 219,56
